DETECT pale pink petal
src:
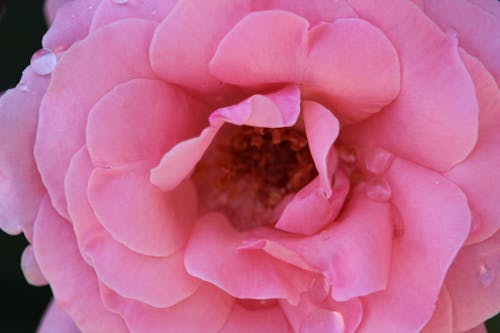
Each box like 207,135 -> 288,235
302,18 -> 400,123
209,10 -> 309,86
42,0 -> 101,51
150,0 -> 251,93
65,147 -> 201,307
0,68 -> 47,237
275,171 -> 349,236
35,19 -> 156,219
37,300 -> 80,333
100,282 -> 234,333
253,0 -> 358,25
445,52 -> 500,245
86,78 -> 207,168
343,0 -> 478,171
150,85 -> 301,191
357,158 -> 471,332
423,0 -> 500,86
91,0 -> 176,30
219,304 -> 292,333
302,100 -> 339,197
21,245 -> 47,286
421,287 -> 453,333
445,232 -> 500,332
33,196 -> 128,333
469,0 -> 500,19
88,163 -> 197,257
44,0 -> 70,25
184,213 -> 315,304
458,324 -> 488,333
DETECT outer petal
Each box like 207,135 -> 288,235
35,19 -> 156,218
302,18 -> 400,122
44,0 -> 70,25
33,197 -> 128,333
219,304 -> 292,333
423,0 -> 500,86
184,213 -> 315,304
65,147 -> 201,308
37,300 -> 80,333
0,68 -> 47,236
357,158 -> 470,333
343,0 -> 478,171
445,232 -> 500,332
21,245 -> 47,286
445,52 -> 500,245
209,10 -> 309,86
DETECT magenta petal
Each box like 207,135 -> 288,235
37,300 -> 79,333
209,10 -> 309,86
0,68 -> 47,236
184,213 -> 315,304
86,78 -> 207,168
458,324 -> 488,333
219,304 -> 292,333
35,19 -> 156,219
343,0 -> 479,171
445,232 -> 500,332
303,18 -> 400,122
88,164 -> 197,257
358,158 -> 470,332
420,287 -> 453,333
65,147 -> 201,308
33,197 -> 128,333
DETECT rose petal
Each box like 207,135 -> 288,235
357,157 -> 470,332
65,147 -> 201,308
209,10 -> 309,86
88,163 -> 198,257
37,300 -> 79,333
21,245 -> 47,286
458,324 -> 488,333
35,19 -> 156,219
302,18 -> 400,122
184,212 -> 315,304
445,231 -> 500,332
44,0 -> 69,25
420,287 -> 453,333
219,304 -> 292,333
33,196 -> 128,333
343,0 -> 478,171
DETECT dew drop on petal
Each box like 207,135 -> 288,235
365,178 -> 392,202
30,49 -> 57,76
300,309 -> 345,333
17,81 -> 29,92
151,10 -> 157,16
364,147 -> 393,175
309,275 -> 331,304
478,264 -> 494,287
112,0 -> 128,4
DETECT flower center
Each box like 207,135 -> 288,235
193,125 -> 317,230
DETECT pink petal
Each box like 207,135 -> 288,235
275,171 -> 349,236
219,304 -> 292,333
0,68 -> 47,236
65,147 -> 201,308
458,324 -> 488,333
445,52 -> 500,245
184,213 -> 315,304
88,163 -> 198,257
150,85 -> 301,191
90,0 -> 176,30
37,300 -> 79,333
420,287 -> 453,333
302,18 -> 400,123
357,157 -> 471,332
445,231 -> 500,332
44,0 -> 70,25
100,282 -> 234,333
149,0 -> 251,93
21,245 -> 47,286
253,0 -> 358,25
42,0 -> 101,51
209,10 -> 309,86
343,0 -> 478,171
86,78 -> 207,168
469,0 -> 500,19
33,196 -> 128,333
35,19 -> 156,219
423,0 -> 500,86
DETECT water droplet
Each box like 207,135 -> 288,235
364,147 -> 393,175
30,49 -> 57,75
151,10 -> 157,16
17,82 -> 29,92
478,264 -> 494,287
365,178 -> 392,202
309,275 -> 331,304
112,0 -> 128,4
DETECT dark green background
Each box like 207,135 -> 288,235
0,0 -> 498,332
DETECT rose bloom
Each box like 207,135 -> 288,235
1,0 -> 499,332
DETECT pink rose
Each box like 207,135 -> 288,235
1,0 -> 499,332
